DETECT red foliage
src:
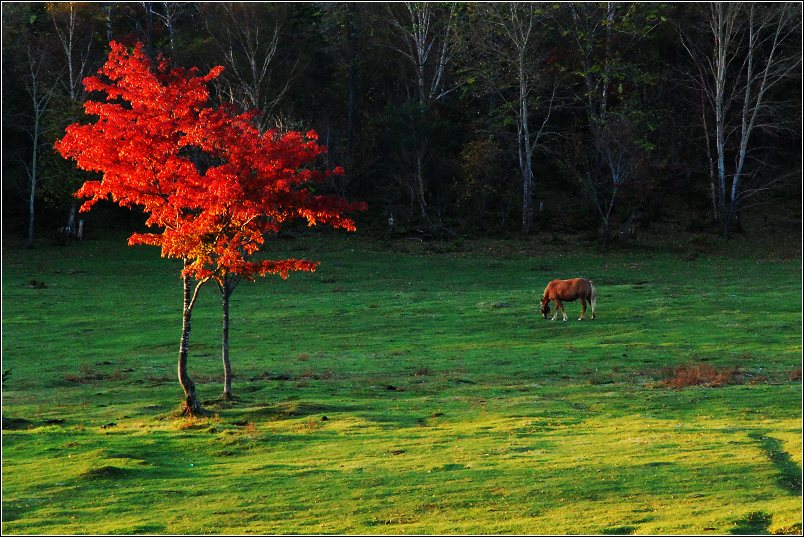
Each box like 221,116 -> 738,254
56,41 -> 366,282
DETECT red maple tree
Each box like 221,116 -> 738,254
56,41 -> 365,415
161,109 -> 364,402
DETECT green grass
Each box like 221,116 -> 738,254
2,229 -> 802,534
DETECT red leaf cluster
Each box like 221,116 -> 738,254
55,42 -> 366,282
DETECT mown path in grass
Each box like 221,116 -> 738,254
2,231 -> 801,534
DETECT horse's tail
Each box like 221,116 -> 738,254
589,280 -> 597,318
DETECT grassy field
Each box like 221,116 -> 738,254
2,228 -> 802,534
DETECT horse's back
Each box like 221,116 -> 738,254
570,277 -> 593,297
547,277 -> 593,301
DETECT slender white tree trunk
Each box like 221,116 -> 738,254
27,123 -> 39,247
23,46 -> 54,248
518,49 -> 534,234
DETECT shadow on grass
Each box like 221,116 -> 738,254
117,523 -> 168,534
79,465 -> 137,480
238,401 -> 360,422
2,417 -> 34,430
729,511 -> 772,535
601,525 -> 638,535
233,399 -> 439,430
1,499 -> 57,524
748,432 -> 803,495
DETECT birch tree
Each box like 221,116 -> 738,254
385,2 -> 458,227
465,3 -> 556,234
562,2 -> 663,242
22,43 -> 60,247
201,2 -> 294,132
48,2 -> 95,237
682,2 -> 801,238
153,1 -> 182,56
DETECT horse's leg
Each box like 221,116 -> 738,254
557,300 -> 567,321
579,298 -> 587,321
550,299 -> 558,321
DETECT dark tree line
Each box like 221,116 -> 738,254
3,2 -> 801,243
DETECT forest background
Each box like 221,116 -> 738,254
2,1 -> 801,245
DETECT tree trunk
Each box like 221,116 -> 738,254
701,87 -> 720,223
345,2 -> 360,169
518,45 -> 534,235
601,3 -> 615,119
721,207 -> 733,239
104,4 -> 113,42
713,3 -> 730,238
26,120 -> 39,248
521,169 -> 533,235
178,272 -> 204,416
165,4 -> 176,56
66,202 -> 77,237
144,2 -> 155,60
415,150 -> 429,222
221,276 -> 233,401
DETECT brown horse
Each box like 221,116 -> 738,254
540,278 -> 596,321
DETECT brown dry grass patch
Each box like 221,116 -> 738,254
660,364 -> 743,389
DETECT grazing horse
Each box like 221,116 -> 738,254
540,278 -> 596,321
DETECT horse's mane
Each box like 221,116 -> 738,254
542,279 -> 558,298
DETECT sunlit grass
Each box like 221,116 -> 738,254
2,230 -> 801,534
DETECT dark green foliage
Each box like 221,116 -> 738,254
2,2 -> 799,239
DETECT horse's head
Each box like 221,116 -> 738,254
539,297 -> 550,318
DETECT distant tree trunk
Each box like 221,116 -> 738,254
518,37 -> 533,235
104,3 -> 113,41
23,44 -> 56,248
26,122 -> 39,248
468,3 -> 554,236
66,202 -> 77,237
345,2 -> 361,171
143,2 -> 155,59
521,168 -> 533,234
156,2 -> 179,56
414,149 -> 429,222
701,88 -> 719,222
712,4 -> 730,237
600,2 -> 614,120
178,267 -> 207,416
50,2 -> 94,235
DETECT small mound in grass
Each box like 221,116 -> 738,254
80,465 -> 128,480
